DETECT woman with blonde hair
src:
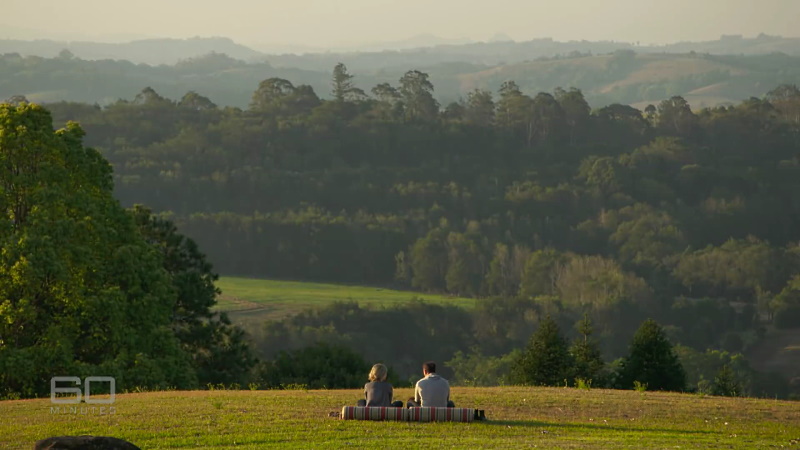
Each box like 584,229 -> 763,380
357,363 -> 403,407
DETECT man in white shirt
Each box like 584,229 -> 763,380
407,361 -> 455,408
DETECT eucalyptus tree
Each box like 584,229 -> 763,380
399,70 -> 439,122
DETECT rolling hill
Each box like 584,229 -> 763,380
2,387 -> 798,449
458,52 -> 800,108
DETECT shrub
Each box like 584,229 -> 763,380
256,343 -> 369,389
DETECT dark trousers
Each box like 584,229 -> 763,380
357,399 -> 403,407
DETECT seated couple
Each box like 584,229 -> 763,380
357,361 -> 455,408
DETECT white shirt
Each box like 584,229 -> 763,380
414,373 -> 450,407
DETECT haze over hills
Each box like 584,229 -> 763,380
263,33 -> 800,72
265,33 -> 477,54
2,33 -> 800,67
1,34 -> 799,110
1,47 -> 798,110
0,36 -> 264,65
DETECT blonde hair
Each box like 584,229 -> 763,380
368,363 -> 388,382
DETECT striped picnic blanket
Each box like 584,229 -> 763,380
340,406 -> 475,422
340,406 -> 405,421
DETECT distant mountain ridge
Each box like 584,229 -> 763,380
651,33 -> 800,56
0,36 -> 264,65
1,33 -> 799,68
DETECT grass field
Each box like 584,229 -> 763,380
215,277 -> 475,324
2,387 -> 799,449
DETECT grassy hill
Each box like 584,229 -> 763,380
458,52 -> 800,108
215,277 -> 475,324
2,387 -> 798,449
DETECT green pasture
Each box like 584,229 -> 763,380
2,387 -> 798,449
214,277 -> 475,323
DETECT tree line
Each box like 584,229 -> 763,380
252,301 -> 785,398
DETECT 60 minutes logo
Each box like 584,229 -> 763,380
50,376 -> 116,404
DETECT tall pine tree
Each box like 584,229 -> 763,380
510,316 -> 573,386
618,319 -> 686,391
570,314 -> 606,386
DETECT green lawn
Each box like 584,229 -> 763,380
2,387 -> 798,449
215,277 -> 475,323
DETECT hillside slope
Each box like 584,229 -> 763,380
458,52 -> 800,107
2,387 -> 797,449
214,277 -> 475,325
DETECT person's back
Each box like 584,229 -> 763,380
408,361 -> 454,408
364,380 -> 394,407
358,363 -> 403,408
414,373 -> 450,407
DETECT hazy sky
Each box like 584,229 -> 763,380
3,0 -> 799,49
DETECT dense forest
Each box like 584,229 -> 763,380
28,65 -> 800,397
3,61 -> 800,399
